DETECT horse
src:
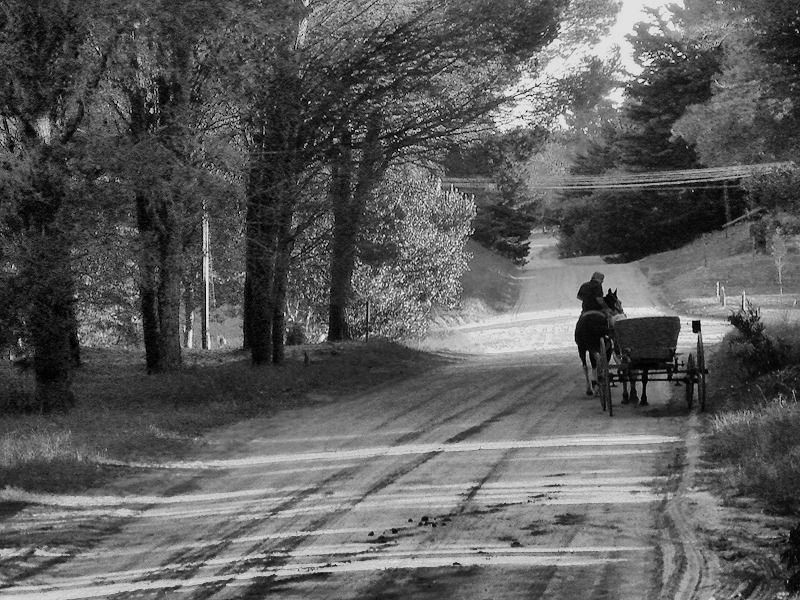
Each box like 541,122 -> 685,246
575,289 -> 624,396
605,300 -> 641,405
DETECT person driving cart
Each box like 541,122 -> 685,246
577,271 -> 612,316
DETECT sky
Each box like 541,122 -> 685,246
602,0 -> 678,74
500,0 -> 679,127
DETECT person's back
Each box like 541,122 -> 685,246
577,272 -> 605,313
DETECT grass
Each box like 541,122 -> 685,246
641,223 -> 800,321
0,341 -> 447,494
707,395 -> 800,513
1,240 -> 512,496
641,223 -> 800,515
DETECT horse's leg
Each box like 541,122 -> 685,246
618,351 -> 631,404
589,351 -> 598,393
579,349 -> 593,396
583,362 -> 593,396
620,368 -> 630,404
638,369 -> 649,406
628,368 -> 639,403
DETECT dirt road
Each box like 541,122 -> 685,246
0,236 -> 727,599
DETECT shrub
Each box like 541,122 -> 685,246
728,300 -> 765,339
285,322 -> 306,346
727,301 -> 791,377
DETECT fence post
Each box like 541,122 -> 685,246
715,281 -> 720,301
721,285 -> 726,307
741,290 -> 746,310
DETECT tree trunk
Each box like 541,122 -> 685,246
136,193 -> 162,372
68,307 -> 81,369
328,119 -> 384,341
135,191 -> 183,372
244,29 -> 306,364
245,172 -> 278,365
242,272 -> 253,350
156,200 -> 184,369
26,231 -> 77,413
271,214 -> 295,364
183,280 -> 194,349
327,130 -> 354,341
19,155 -> 78,412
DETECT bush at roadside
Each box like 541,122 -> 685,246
726,301 -> 797,377
708,303 -> 800,514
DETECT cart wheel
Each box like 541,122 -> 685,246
684,354 -> 695,411
697,332 -> 707,411
596,341 -> 613,417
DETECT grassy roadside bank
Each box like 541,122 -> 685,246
641,223 -> 800,514
641,223 -> 800,597
0,341 -> 446,494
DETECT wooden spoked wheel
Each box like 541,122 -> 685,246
697,332 -> 707,411
596,339 -> 613,417
684,354 -> 695,411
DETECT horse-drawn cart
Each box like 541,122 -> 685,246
595,316 -> 708,416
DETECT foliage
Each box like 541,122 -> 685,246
727,301 -> 793,378
553,3 -> 735,260
472,204 -> 536,264
618,7 -> 721,170
673,0 -> 800,166
743,166 -> 800,214
352,170 -> 475,339
0,0 -> 127,410
552,53 -> 624,137
558,187 -> 728,260
441,127 -> 547,261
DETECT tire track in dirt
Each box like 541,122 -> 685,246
0,366 -> 531,581
25,366 -> 555,600
658,414 -> 713,600
240,370 -> 572,600
185,368 -> 561,600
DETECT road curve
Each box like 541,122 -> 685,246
0,235 -> 722,599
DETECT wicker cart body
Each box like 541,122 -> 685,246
613,316 -> 681,368
594,316 -> 708,416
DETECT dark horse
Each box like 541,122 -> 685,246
574,289 -> 623,396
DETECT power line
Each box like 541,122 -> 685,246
528,161 -> 794,190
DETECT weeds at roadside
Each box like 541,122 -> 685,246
708,395 -> 800,514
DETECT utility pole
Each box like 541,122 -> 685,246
202,199 -> 211,350
723,181 -> 731,238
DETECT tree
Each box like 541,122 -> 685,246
237,0 -> 317,365
0,1 -> 120,410
618,6 -> 721,170
320,0 -> 571,340
553,3 -> 745,258
353,169 -> 475,338
673,0 -> 800,166
232,0 -> 573,358
101,1 -> 235,373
